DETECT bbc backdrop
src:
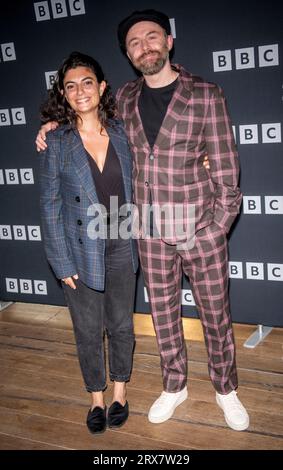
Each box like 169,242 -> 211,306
0,0 -> 282,326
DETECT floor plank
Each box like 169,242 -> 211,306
0,302 -> 282,450
0,432 -> 68,450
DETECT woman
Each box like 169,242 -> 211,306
39,51 -> 138,434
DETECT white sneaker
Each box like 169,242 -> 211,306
216,390 -> 249,431
148,387 -> 188,423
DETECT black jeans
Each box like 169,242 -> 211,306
62,235 -> 136,392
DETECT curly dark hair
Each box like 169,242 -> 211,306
40,51 -> 117,129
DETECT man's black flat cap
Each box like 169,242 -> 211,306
117,9 -> 171,52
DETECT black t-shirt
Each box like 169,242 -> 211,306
138,77 -> 178,148
87,140 -> 126,214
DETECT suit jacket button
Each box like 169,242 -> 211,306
77,219 -> 82,225
75,196 -> 80,202
78,238 -> 83,244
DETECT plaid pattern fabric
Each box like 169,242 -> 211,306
116,64 -> 242,241
39,120 -> 138,291
117,65 -> 241,393
138,222 -> 238,394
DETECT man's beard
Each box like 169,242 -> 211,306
133,48 -> 169,75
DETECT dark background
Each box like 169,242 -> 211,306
0,0 -> 282,325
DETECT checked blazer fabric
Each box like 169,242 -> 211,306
39,119 -> 138,291
116,65 -> 241,393
116,64 -> 242,242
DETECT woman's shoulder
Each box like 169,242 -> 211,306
107,118 -> 125,133
107,118 -> 129,142
45,124 -> 73,146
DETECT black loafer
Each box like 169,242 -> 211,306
108,401 -> 129,428
86,406 -> 107,434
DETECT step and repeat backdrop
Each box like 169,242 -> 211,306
0,0 -> 282,325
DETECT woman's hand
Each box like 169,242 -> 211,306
35,121 -> 59,152
203,154 -> 210,170
62,274 -> 79,289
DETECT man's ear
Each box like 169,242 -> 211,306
167,34 -> 174,52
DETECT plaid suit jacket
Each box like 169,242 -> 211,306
116,64 -> 242,243
39,119 -> 138,291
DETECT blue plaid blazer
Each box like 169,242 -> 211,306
39,119 -> 138,291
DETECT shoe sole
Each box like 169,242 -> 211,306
87,425 -> 107,435
108,417 -> 128,429
107,402 -> 129,429
216,395 -> 249,431
148,389 -> 188,424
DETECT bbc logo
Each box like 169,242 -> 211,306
243,196 -> 283,214
0,225 -> 41,241
0,42 -> 16,62
0,169 -> 34,185
229,262 -> 283,281
0,108 -> 26,126
232,123 -> 281,144
6,278 -> 47,295
45,71 -> 57,89
169,18 -> 176,39
213,44 -> 279,71
34,0 -> 85,21
181,289 -> 195,306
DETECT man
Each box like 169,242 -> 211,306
36,9 -> 249,431
116,9 -> 249,431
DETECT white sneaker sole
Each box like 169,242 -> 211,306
216,394 -> 249,431
148,389 -> 188,424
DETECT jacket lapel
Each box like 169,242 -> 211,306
69,125 -> 132,206
124,65 -> 194,151
125,78 -> 150,151
68,129 -> 100,205
107,124 -> 132,204
154,65 -> 194,149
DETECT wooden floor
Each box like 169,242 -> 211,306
0,302 -> 282,450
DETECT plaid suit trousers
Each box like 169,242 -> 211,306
138,221 -> 238,394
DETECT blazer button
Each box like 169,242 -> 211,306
145,181 -> 149,187
77,219 -> 82,225
75,196 -> 80,202
78,238 -> 83,244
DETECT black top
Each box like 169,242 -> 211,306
138,77 -> 178,148
87,140 -> 126,214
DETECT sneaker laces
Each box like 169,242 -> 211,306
156,392 -> 168,405
155,391 -> 172,406
221,391 -> 243,411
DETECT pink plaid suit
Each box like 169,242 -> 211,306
116,64 -> 242,394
